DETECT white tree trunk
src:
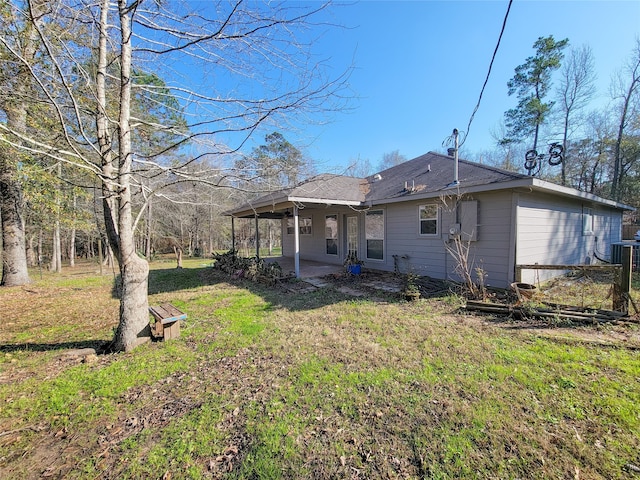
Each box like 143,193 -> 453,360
51,222 -> 61,273
0,3 -> 40,286
69,194 -> 76,267
109,0 -> 150,352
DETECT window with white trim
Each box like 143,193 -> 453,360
365,210 -> 384,260
299,217 -> 312,235
419,204 -> 438,235
325,215 -> 338,255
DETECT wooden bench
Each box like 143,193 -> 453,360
149,304 -> 187,340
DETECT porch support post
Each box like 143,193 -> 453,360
294,206 -> 300,278
231,217 -> 235,251
255,214 -> 260,259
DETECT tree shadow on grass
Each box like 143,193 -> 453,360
110,266 -> 211,298
0,339 -> 110,354
143,266 -> 384,311
148,267 -> 208,295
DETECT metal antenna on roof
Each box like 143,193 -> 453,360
452,129 -> 459,186
443,128 -> 460,188
443,128 -> 460,187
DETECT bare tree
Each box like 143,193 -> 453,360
556,45 -> 596,185
0,1 -> 45,286
377,150 -> 407,172
610,39 -> 640,202
0,0 -> 350,351
567,111 -> 612,195
491,121 -> 525,172
344,156 -> 374,178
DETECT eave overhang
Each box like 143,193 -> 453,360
365,177 -> 634,212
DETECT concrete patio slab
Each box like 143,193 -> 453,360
264,257 -> 344,279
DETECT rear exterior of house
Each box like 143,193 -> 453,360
515,190 -> 623,284
279,194 -> 498,282
231,152 -> 630,289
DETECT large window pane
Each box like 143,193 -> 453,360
325,215 -> 338,255
419,205 -> 438,235
365,210 -> 384,260
367,239 -> 383,260
299,217 -> 312,235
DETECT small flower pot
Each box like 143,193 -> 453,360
347,264 -> 361,275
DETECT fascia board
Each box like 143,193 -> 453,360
530,178 -> 634,210
365,178 -> 633,211
288,196 -> 363,206
225,195 -> 290,217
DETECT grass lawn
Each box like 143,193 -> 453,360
0,258 -> 639,479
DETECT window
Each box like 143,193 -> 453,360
286,217 -> 312,235
299,217 -> 312,235
583,207 -> 594,235
347,216 -> 358,259
365,210 -> 384,260
325,215 -> 338,255
419,204 -> 438,235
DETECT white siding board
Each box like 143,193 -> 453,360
516,193 -> 623,284
379,191 -> 516,287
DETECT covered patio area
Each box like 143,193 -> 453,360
264,257 -> 344,279
226,174 -> 369,279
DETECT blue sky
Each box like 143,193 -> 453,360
283,0 -> 640,173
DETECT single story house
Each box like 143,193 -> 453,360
228,151 -> 633,288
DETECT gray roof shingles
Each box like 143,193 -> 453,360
365,151 -> 528,202
288,173 -> 368,203
229,151 -> 631,216
230,152 -> 530,214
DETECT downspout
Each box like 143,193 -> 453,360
294,206 -> 300,278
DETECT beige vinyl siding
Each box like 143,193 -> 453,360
384,201 -> 447,277
516,193 -> 623,284
281,220 -> 294,257
281,208 -> 349,265
381,191 -> 515,287
459,191 -> 514,288
436,191 -> 514,288
277,188 -> 623,288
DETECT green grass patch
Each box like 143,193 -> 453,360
1,260 -> 638,479
2,341 -> 197,429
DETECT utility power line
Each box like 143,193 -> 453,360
460,0 -> 513,147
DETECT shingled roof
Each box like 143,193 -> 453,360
227,173 -> 367,217
364,151 -> 528,202
287,173 -> 368,204
228,151 -> 630,217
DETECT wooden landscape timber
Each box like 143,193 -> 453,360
465,300 -> 638,325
